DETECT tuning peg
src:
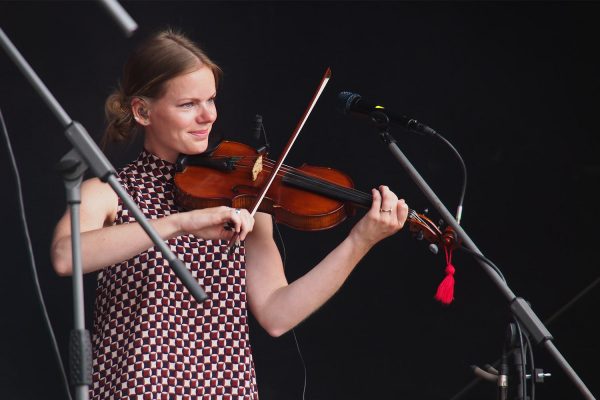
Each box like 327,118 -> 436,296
428,243 -> 439,254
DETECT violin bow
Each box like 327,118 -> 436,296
227,67 -> 332,251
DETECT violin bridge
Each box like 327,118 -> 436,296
251,155 -> 263,181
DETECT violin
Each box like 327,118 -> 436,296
173,140 -> 451,246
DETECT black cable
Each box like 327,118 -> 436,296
433,132 -> 467,224
273,219 -> 287,275
291,328 -> 308,400
456,246 -> 529,399
0,108 -> 73,400
273,219 -> 308,400
513,319 -> 528,400
457,245 -> 507,283
523,325 -> 536,400
451,276 -> 596,400
457,244 -> 535,400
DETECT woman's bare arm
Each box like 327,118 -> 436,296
51,177 -> 254,276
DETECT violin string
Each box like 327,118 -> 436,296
258,159 -> 373,203
263,164 -> 372,206
408,210 -> 426,224
261,161 -> 425,224
206,156 -> 394,203
221,156 -> 373,205
255,159 -> 424,224
206,156 -> 423,223
208,156 -> 368,203
259,159 -> 424,223
212,155 -> 332,181
208,155 -> 355,188
262,161 -> 426,225
207,156 -> 326,183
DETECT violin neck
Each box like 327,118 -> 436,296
281,171 -> 416,217
282,172 -> 372,208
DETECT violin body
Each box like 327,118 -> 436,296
175,140 -> 450,246
174,141 -> 358,231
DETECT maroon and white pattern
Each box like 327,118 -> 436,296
91,150 -> 258,399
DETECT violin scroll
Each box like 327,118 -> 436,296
174,138 -> 461,247
408,210 -> 442,243
408,210 -> 460,250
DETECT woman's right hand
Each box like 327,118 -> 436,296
178,206 -> 255,241
51,178 -> 256,276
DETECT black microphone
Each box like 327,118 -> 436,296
253,114 -> 263,140
337,91 -> 437,136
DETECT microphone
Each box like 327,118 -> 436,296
337,91 -> 437,136
253,114 -> 263,140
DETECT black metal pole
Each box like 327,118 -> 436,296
0,27 -> 210,396
56,150 -> 92,400
369,111 -> 595,400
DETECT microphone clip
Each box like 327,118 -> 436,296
253,114 -> 270,154
369,111 -> 396,145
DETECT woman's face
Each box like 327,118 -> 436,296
143,65 -> 217,162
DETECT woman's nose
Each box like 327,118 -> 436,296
196,103 -> 217,123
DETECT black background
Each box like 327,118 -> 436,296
1,1 -> 599,399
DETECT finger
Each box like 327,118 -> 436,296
226,207 -> 242,233
396,199 -> 409,225
379,185 -> 398,215
212,206 -> 233,232
370,188 -> 382,215
238,210 -> 254,241
222,210 -> 236,232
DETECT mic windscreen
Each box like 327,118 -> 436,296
337,91 -> 361,114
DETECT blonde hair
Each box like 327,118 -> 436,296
102,29 -> 222,146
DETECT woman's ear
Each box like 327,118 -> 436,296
131,97 -> 151,126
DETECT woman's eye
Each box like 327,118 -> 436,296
179,102 -> 195,109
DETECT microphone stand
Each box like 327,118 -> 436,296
1,27 -> 208,400
368,111 -> 595,400
55,150 -> 93,400
97,0 -> 138,37
505,322 -> 527,400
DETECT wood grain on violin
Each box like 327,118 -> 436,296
174,140 -> 446,243
174,141 -> 360,231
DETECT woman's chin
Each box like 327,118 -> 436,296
184,142 -> 209,155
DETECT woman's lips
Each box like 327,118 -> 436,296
189,129 -> 209,137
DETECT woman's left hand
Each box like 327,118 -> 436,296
348,185 -> 409,248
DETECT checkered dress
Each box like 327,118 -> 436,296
90,150 -> 258,399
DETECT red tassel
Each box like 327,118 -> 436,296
434,247 -> 456,305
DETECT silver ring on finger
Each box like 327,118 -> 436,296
379,208 -> 392,213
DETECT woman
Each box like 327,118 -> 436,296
51,29 -> 409,399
